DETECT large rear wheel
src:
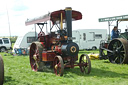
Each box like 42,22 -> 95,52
0,55 -> 4,85
107,38 -> 128,64
29,42 -> 44,71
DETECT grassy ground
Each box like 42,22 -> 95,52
1,50 -> 128,85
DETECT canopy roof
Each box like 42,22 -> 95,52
99,14 -> 128,22
25,9 -> 82,26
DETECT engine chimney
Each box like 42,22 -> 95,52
65,7 -> 72,43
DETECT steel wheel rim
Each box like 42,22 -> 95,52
54,56 -> 64,76
79,54 -> 91,74
108,38 -> 128,64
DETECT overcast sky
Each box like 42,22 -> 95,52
0,0 -> 128,36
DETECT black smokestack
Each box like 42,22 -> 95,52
65,7 -> 72,43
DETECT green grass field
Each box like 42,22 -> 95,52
1,50 -> 128,85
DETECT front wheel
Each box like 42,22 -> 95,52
79,54 -> 91,74
53,55 -> 64,76
0,47 -> 6,52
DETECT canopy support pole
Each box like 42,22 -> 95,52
34,24 -> 37,38
108,21 -> 111,41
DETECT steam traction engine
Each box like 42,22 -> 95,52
25,7 -> 91,76
99,15 -> 128,64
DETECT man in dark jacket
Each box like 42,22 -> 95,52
111,26 -> 119,40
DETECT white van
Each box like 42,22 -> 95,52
13,32 -> 37,54
0,38 -> 12,52
72,29 -> 107,50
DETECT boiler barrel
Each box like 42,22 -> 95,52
61,42 -> 79,56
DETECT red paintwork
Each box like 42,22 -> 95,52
51,45 -> 62,54
39,34 -> 50,49
42,52 -> 56,61
44,35 -> 50,48
40,42 -> 45,48
51,10 -> 82,23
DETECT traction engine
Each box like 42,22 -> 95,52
25,7 -> 91,76
99,15 -> 128,64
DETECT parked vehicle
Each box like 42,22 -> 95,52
13,31 -> 37,55
72,29 -> 107,50
0,38 -> 12,52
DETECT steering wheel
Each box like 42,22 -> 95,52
38,31 -> 45,37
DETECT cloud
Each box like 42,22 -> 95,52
12,0 -> 28,11
12,5 -> 28,11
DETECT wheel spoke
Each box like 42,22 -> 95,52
31,48 -> 36,53
85,66 -> 89,73
121,51 -> 125,53
107,53 -> 114,57
83,66 -> 86,73
118,44 -> 123,49
35,48 -> 38,54
113,56 -> 118,63
117,41 -> 121,47
118,54 -> 122,63
57,62 -> 60,67
33,55 -> 37,60
32,63 -> 36,69
120,53 -> 124,58
84,63 -> 89,73
119,56 -> 122,63
114,42 -> 118,49
120,53 -> 124,61
35,61 -> 39,68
